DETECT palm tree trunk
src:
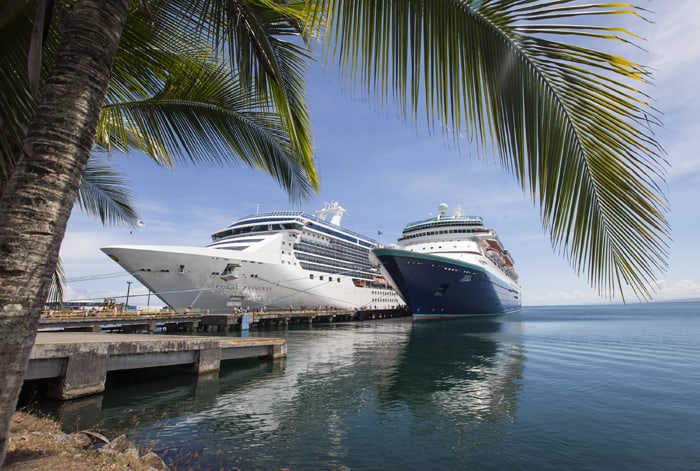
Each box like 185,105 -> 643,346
0,0 -> 130,465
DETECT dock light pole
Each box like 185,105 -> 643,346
125,281 -> 132,310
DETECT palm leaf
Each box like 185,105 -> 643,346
46,258 -> 65,309
76,154 -> 140,226
96,0 -> 317,201
154,0 -> 318,190
0,2 -> 39,184
302,0 -> 668,299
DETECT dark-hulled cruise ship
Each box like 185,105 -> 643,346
370,203 -> 521,320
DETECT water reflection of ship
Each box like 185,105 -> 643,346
383,318 -> 525,422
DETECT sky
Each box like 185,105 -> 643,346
59,2 -> 700,307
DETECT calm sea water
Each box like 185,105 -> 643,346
38,302 -> 700,470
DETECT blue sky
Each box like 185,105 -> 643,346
60,2 -> 700,306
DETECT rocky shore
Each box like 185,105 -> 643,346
5,412 -> 168,470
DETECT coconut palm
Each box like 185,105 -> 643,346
7,7 -> 143,302
1,0 -> 317,303
1,0 -> 317,200
0,0 -> 668,465
0,0 -> 318,462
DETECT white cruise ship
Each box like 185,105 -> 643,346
102,202 -> 401,313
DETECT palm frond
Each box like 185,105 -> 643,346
95,0 -> 318,201
303,0 -> 668,300
46,258 -> 65,308
0,0 -> 59,189
161,0 -> 318,189
76,154 -> 140,226
101,49 -> 315,202
0,2 -> 37,185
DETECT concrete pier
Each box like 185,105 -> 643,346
26,332 -> 286,400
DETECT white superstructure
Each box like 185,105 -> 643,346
395,203 -> 519,284
102,202 -> 401,313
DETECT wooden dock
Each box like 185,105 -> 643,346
26,332 -> 286,400
38,307 -> 411,333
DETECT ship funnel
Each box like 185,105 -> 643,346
316,201 -> 346,226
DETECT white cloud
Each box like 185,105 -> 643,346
646,3 -> 700,90
525,288 -> 611,307
644,2 -> 700,179
654,279 -> 700,301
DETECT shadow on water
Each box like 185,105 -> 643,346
26,357 -> 286,434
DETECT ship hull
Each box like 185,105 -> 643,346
371,248 -> 521,320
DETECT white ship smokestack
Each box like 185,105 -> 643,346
316,201 -> 346,226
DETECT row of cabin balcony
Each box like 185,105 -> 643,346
399,227 -> 491,241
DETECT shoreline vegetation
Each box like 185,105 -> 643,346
6,411 -> 168,470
